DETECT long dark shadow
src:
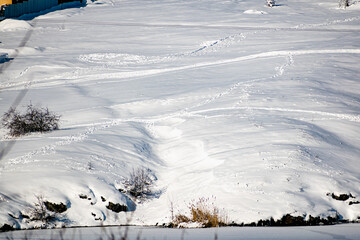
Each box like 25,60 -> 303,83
0,20 -> 36,161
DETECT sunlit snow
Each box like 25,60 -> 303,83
0,0 -> 360,231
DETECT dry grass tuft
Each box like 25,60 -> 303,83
173,197 -> 228,228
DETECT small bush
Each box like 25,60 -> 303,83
127,168 -> 154,198
173,197 -> 228,228
30,195 -> 56,224
173,214 -> 191,226
2,103 -> 60,137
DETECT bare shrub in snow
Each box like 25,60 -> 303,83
266,0 -> 276,7
2,103 -> 60,137
173,197 -> 228,227
339,0 -> 350,8
30,195 -> 56,224
126,168 -> 154,198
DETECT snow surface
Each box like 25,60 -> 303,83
0,0 -> 360,230
1,224 -> 360,240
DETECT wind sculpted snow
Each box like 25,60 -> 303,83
0,0 -> 360,229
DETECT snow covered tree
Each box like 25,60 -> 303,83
339,0 -> 350,8
267,0 -> 276,7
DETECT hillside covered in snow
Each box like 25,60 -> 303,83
0,0 -> 360,229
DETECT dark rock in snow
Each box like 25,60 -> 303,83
106,202 -> 128,213
44,201 -> 68,213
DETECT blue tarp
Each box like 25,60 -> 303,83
3,0 -> 62,18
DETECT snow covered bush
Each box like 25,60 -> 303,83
2,104 -> 60,137
126,168 -> 154,198
266,0 -> 276,7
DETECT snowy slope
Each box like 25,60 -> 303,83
0,0 -> 360,229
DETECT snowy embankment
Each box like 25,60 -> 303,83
0,0 -> 360,231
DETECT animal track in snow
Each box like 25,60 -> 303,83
188,106 -> 360,123
293,16 -> 360,30
273,54 -> 294,78
190,33 -> 247,55
78,53 -> 175,67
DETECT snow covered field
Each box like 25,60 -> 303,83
1,0 -> 360,232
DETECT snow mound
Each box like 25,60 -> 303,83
0,19 -> 32,32
243,10 -> 268,15
0,49 -> 16,58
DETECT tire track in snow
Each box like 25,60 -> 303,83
3,14 -> 359,91
293,16 -> 360,30
189,106 -> 360,123
68,49 -> 360,81
33,18 -> 360,32
22,48 -> 360,88
75,14 -> 358,69
4,48 -> 359,91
